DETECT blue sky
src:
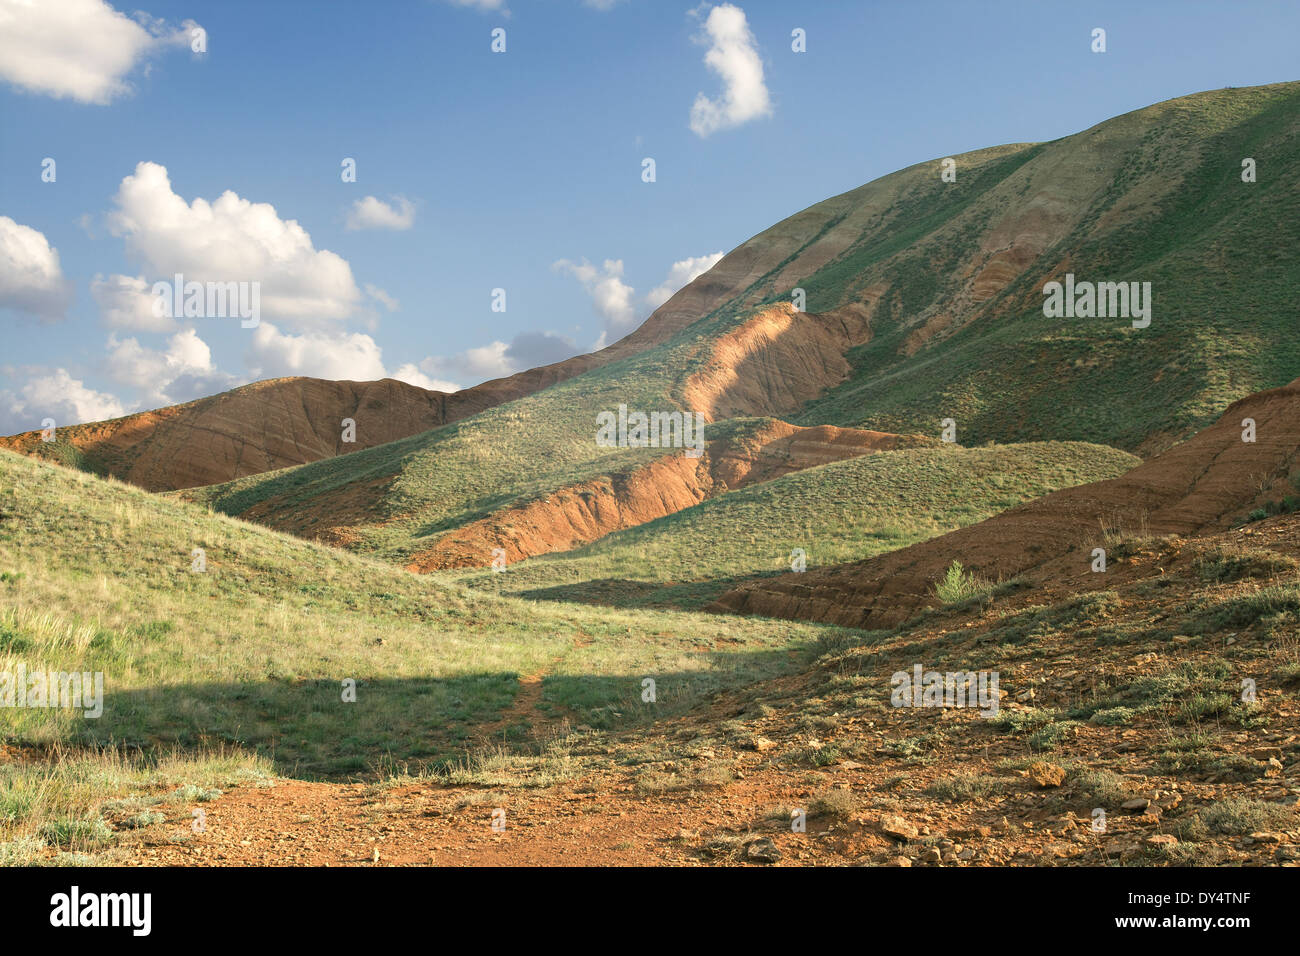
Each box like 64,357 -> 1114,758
0,0 -> 1295,432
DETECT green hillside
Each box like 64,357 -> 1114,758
794,83 -> 1300,450
0,450 -> 849,778
452,441 -> 1140,608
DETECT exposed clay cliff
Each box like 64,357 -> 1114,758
404,422 -> 915,571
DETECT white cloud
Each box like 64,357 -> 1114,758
0,0 -> 202,105
346,195 -> 416,231
107,161 -> 361,329
0,367 -> 127,433
364,283 -> 400,312
104,327 -> 239,407
92,273 -> 175,332
553,258 -> 636,337
689,3 -> 771,137
419,340 -> 511,387
644,251 -> 724,309
390,363 -> 460,393
414,330 -> 580,391
0,216 -> 73,321
246,322 -> 387,382
444,0 -> 509,11
556,251 -> 724,346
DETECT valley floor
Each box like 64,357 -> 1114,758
80,518 -> 1300,867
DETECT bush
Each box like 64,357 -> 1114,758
933,561 -> 993,605
1195,545 -> 1298,582
1201,798 -> 1296,835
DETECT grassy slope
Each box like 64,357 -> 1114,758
0,450 -> 852,784
453,442 -> 1141,609
797,82 -> 1300,450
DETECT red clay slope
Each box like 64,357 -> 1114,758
712,378 -> 1300,629
404,422 -> 916,571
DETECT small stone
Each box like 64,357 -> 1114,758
1250,832 -> 1282,844
1121,798 -> 1151,813
746,837 -> 781,864
886,855 -> 911,867
921,848 -> 942,863
880,814 -> 918,841
1146,834 -> 1177,847
1028,761 -> 1067,788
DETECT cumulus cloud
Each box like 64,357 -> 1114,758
689,4 -> 771,137
413,330 -> 580,391
346,196 -> 416,231
390,363 -> 460,393
416,341 -> 510,388
644,251 -> 724,309
0,0 -> 202,105
104,327 -> 240,407
0,367 -> 127,434
92,273 -> 174,332
0,216 -> 73,321
556,251 -> 724,347
246,322 -> 387,382
552,258 -> 636,336
106,162 -> 361,329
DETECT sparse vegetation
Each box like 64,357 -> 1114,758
934,561 -> 994,605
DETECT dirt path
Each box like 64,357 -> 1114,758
123,773 -> 832,867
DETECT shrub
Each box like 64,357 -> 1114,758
1201,798 -> 1296,835
934,561 -> 993,605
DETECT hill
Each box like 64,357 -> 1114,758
170,82 -> 1300,572
714,376 -> 1300,628
454,440 -> 1140,609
